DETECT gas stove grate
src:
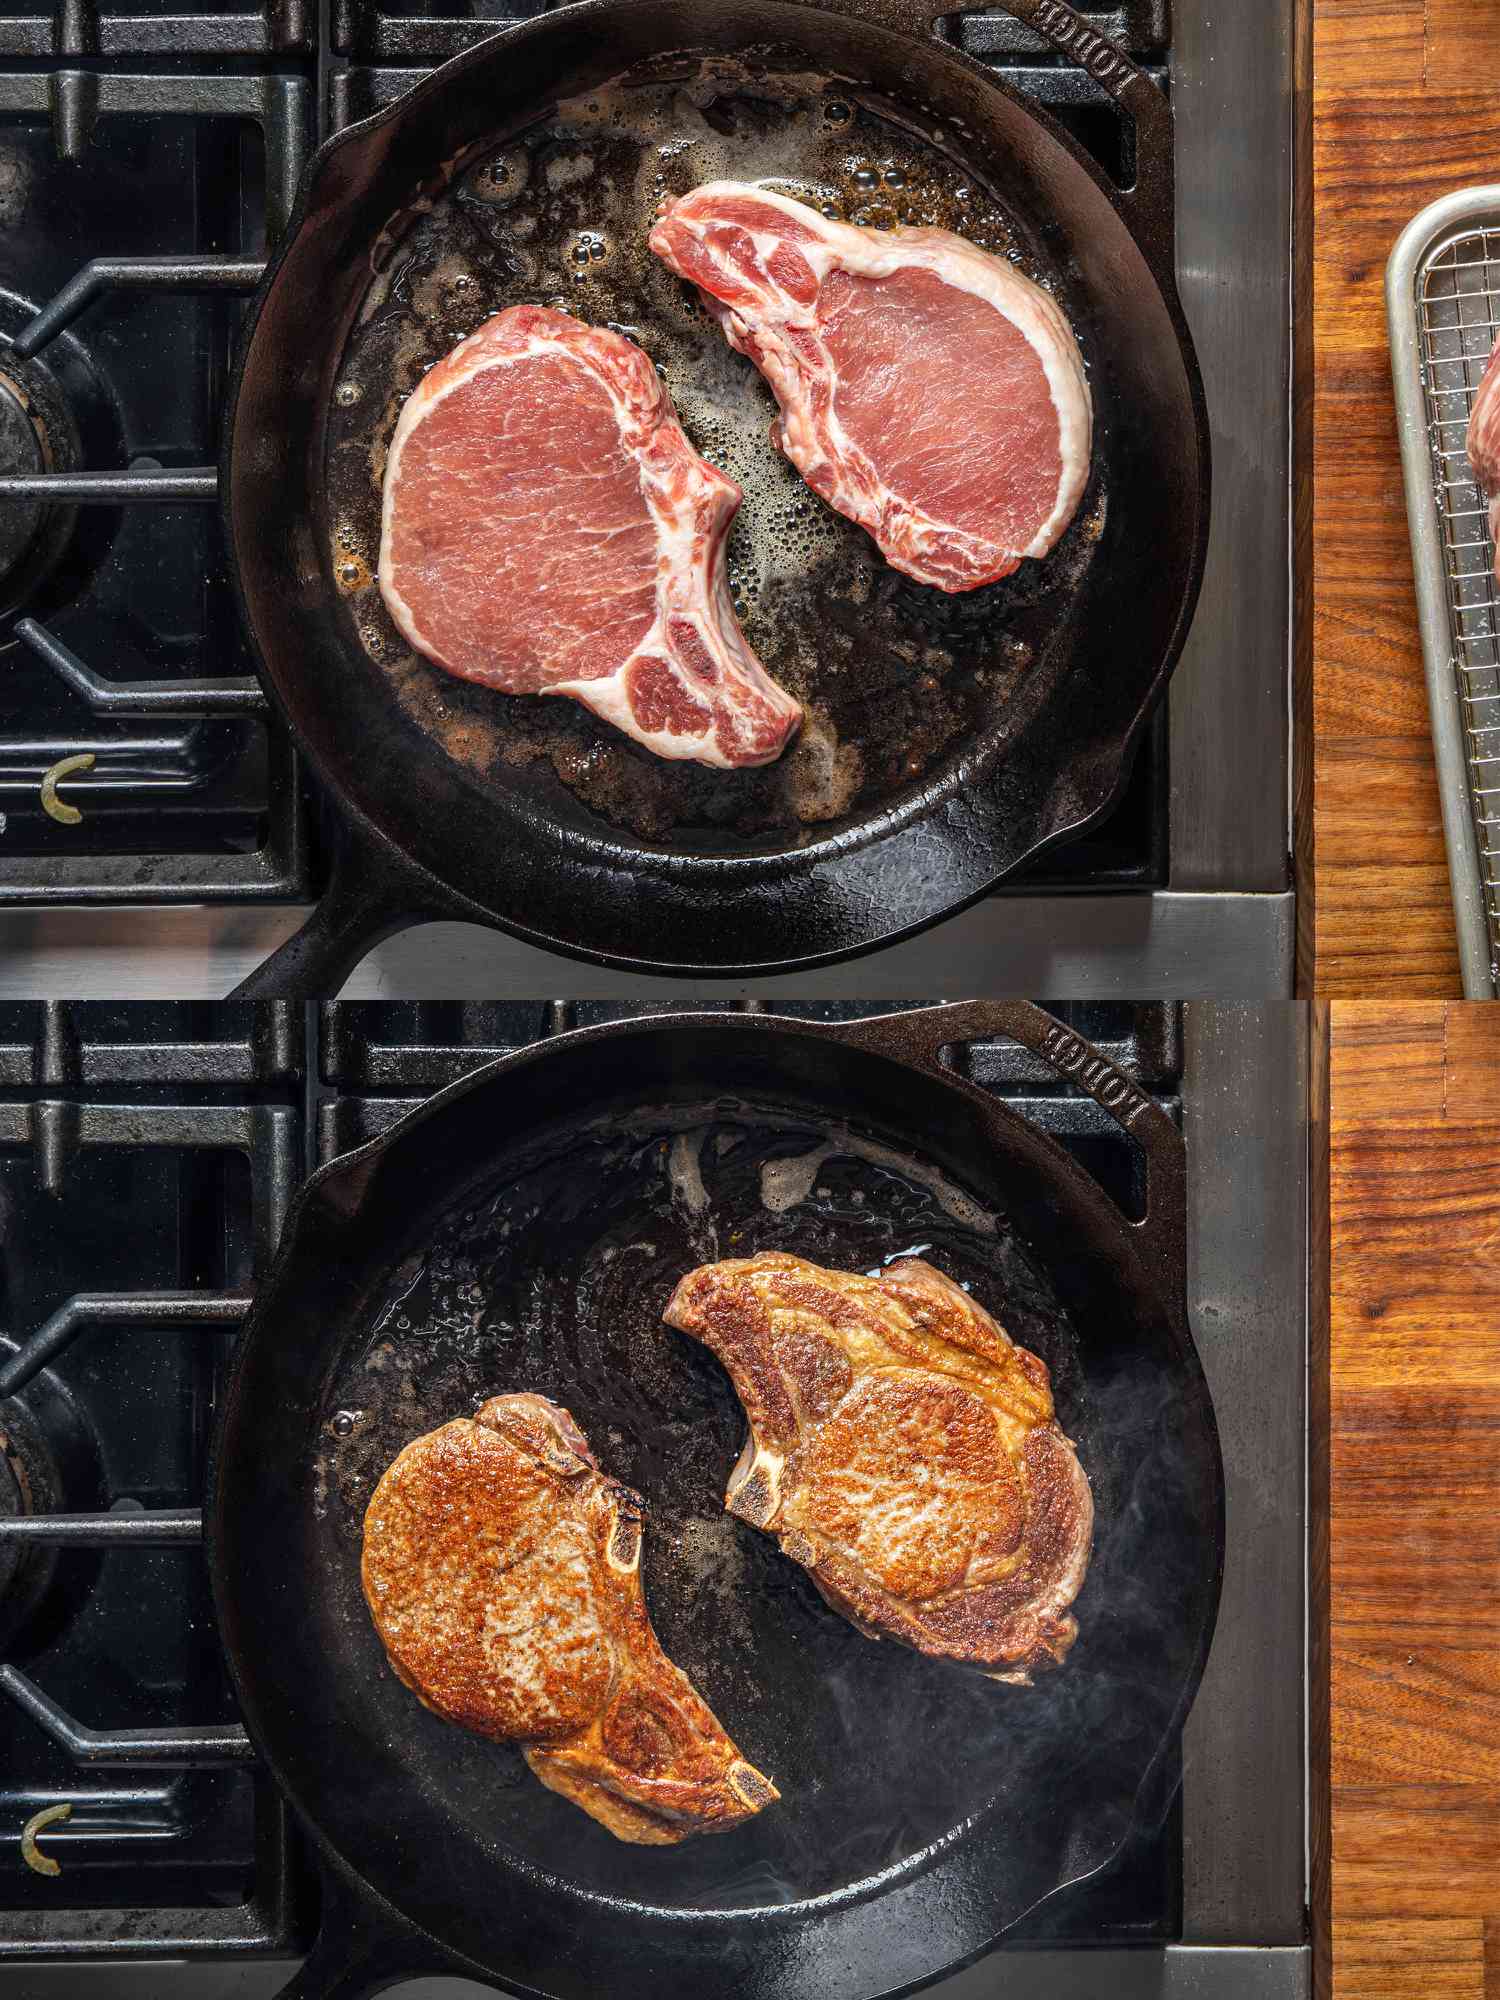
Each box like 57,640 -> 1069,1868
0,0 -> 312,58
0,67 -> 312,906
316,998 -> 1182,1167
0,1004 -> 305,1959
330,0 -> 1168,63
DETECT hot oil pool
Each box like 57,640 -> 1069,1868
326,60 -> 1107,848
312,1100 -> 1170,1912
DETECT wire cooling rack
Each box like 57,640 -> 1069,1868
1389,193 -> 1500,998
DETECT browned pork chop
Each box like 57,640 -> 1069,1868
664,1252 -> 1093,1680
360,1391 -> 777,1843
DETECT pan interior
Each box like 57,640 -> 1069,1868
326,53 -> 1107,853
312,1094 -> 1195,1916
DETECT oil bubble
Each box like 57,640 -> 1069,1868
468,147 -> 529,205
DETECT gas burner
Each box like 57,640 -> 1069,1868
0,1421 -> 38,1588
0,292 -> 121,635
0,1399 -> 59,1648
0,348 -> 80,620
0,1347 -> 101,1652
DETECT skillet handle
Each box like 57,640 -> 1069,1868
840,0 -> 1175,278
825,1000 -> 1186,1269
271,1850 -> 501,2000
228,824 -> 435,1000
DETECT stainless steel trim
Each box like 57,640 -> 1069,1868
1168,0 -> 1294,892
0,894 -> 1295,998
0,1947 -> 1314,1998
1387,185 -> 1500,999
1180,1004 -> 1308,1942
939,1946 -> 1311,1998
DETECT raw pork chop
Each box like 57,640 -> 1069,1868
361,1391 -> 777,1843
1468,333 -> 1500,581
378,305 -> 802,768
664,1252 -> 1093,1680
649,184 -> 1092,593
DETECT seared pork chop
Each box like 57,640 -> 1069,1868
378,305 -> 803,767
361,1391 -> 777,1843
648,184 -> 1092,593
664,1253 -> 1092,1680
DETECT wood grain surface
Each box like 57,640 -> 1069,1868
1329,1003 -> 1500,1994
1312,3 -> 1500,994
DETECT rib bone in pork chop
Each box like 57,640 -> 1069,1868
378,305 -> 802,767
648,184 -> 1092,593
664,1252 -> 1093,1679
360,1391 -> 777,1843
1468,333 -> 1500,582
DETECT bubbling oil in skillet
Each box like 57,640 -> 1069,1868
326,60 -> 1106,849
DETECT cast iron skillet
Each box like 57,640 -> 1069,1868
207,1002 -> 1224,1999
224,0 -> 1210,997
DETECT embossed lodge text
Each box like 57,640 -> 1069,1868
1038,1022 -> 1152,1126
1031,0 -> 1137,96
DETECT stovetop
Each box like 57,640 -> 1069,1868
0,0 -> 1294,998
0,1001 -> 1308,1996
0,1004 -> 300,1964
0,44 -> 308,902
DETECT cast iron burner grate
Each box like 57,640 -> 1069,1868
0,998 -> 1183,1963
0,60 -> 311,906
0,0 -> 1171,919
0,1001 -> 303,1960
331,0 -> 1166,62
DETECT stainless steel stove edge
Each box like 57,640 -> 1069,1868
0,1946 -> 1312,1998
1180,1005 -> 1308,1946
1167,0 -> 1294,895
0,893 -> 1295,998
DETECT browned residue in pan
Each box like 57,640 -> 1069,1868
325,57 -> 1106,847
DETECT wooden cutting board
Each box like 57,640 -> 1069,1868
1312,1 -> 1500,996
1327,1003 -> 1500,1992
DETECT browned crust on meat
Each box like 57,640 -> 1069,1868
664,1254 -> 1093,1680
361,1391 -> 777,1844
